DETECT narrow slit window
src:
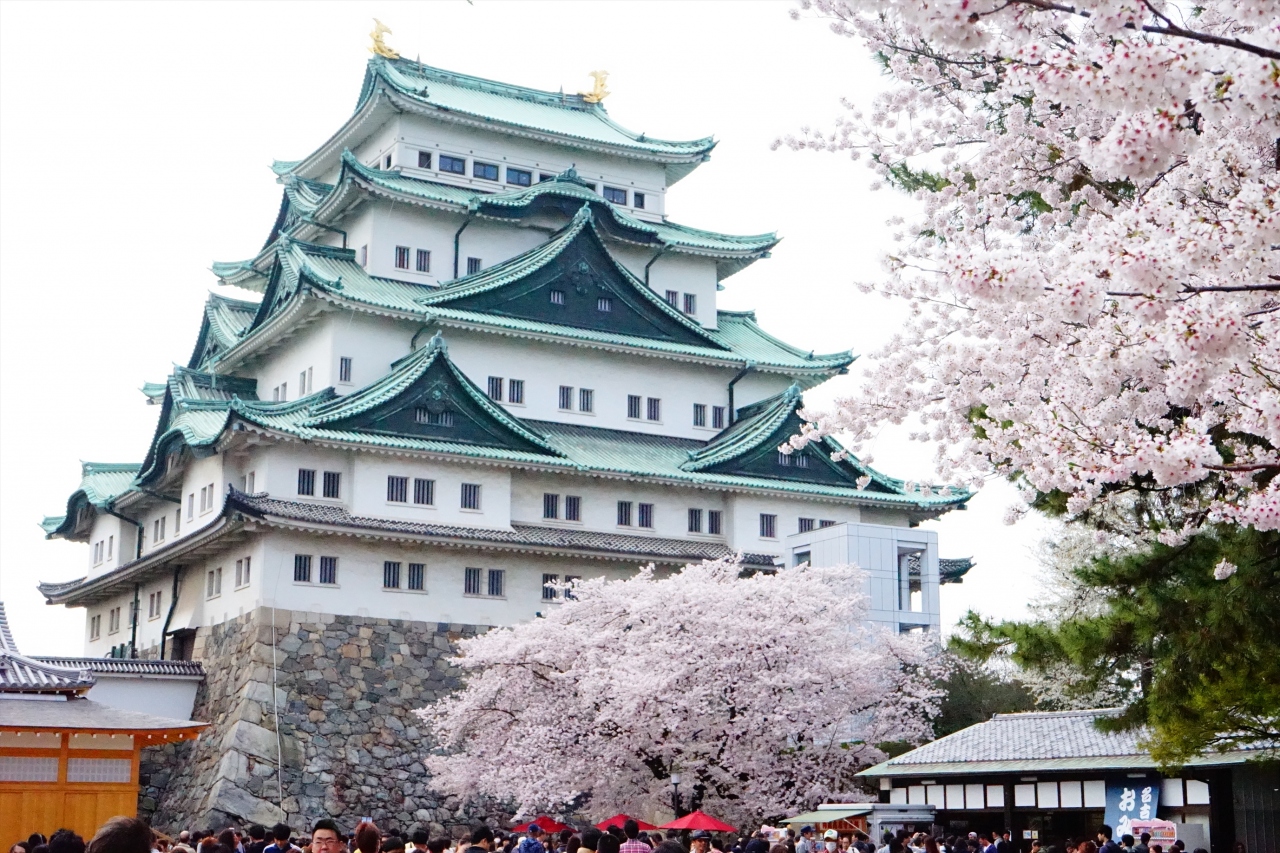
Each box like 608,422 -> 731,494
597,296 -> 613,312
638,503 -> 654,529
322,471 -> 341,499
383,561 -> 401,589
617,500 -> 633,526
293,554 -> 312,583
543,493 -> 560,519
416,249 -> 431,273
693,403 -> 707,427
461,483 -> 482,510
559,385 -> 573,410
760,513 -> 778,539
508,379 -> 524,404
466,257 -> 482,275
319,556 -> 338,585
579,388 -> 594,412
550,289 -> 565,305
339,357 -> 352,383
407,563 -> 425,591
298,469 -> 316,496
665,290 -> 679,307
464,567 -> 482,596
713,406 -> 727,429
387,476 -> 408,503
565,495 -> 581,522
646,397 -> 661,421
627,394 -> 642,419
798,518 -> 816,533
542,573 -> 559,601
413,478 -> 435,506
819,519 -> 837,528
395,246 -> 410,269
708,509 -> 722,535
415,407 -> 454,426
688,508 -> 703,533
487,568 -> 505,597
778,451 -> 793,466
487,376 -> 504,401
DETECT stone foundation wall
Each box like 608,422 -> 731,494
144,608 -> 496,834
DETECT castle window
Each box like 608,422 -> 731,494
108,607 -> 120,634
579,388 -> 594,413
543,493 -> 560,519
688,508 -> 703,533
207,566 -> 223,598
322,471 -> 341,499
461,483 -> 482,510
487,568 -> 505,597
407,562 -> 425,591
298,469 -> 316,496
473,161 -> 499,181
339,357 -> 353,383
413,478 -> 435,506
539,173 -> 554,182
319,556 -> 337,585
565,495 -> 582,522
603,186 -> 627,204
358,245 -> 368,267
467,257 -> 482,275
634,192 -> 646,209
387,476 -> 408,503
713,406 -> 727,429
627,395 -> 642,419
597,296 -> 613,312
507,167 -> 532,187
416,249 -> 431,273
236,557 -> 252,588
646,397 -> 661,421
508,379 -> 525,404
107,535 -> 114,559
708,509 -> 723,535
617,501 -> 633,526
488,376 -> 504,402
383,561 -> 401,589
464,567 -> 482,596
798,518 -> 816,533
415,407 -> 454,426
90,615 -> 101,641
559,386 -> 573,410
759,514 -> 778,539
683,293 -> 697,315
417,151 -> 432,169
148,591 -> 162,620
550,289 -> 566,305
440,155 -> 466,175
187,493 -> 194,521
778,452 -> 793,467
693,404 -> 707,427
638,503 -> 655,529
796,452 -> 809,468
383,153 -> 392,169
542,573 -> 559,601
665,290 -> 678,307
819,519 -> 837,528
293,555 -> 311,583
395,246 -> 410,269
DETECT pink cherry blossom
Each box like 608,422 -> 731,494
418,557 -> 943,825
782,0 -> 1279,539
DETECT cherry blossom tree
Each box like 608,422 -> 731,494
781,0 -> 1279,541
417,557 -> 942,826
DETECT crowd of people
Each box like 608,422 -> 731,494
8,819 -> 1236,853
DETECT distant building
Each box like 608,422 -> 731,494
36,47 -> 972,830
858,709 -> 1277,853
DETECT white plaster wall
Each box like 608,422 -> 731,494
725,492 -> 864,556
85,513 -> 134,579
444,330 -> 768,438
609,245 -> 721,329
246,443 -> 351,505
351,455 -> 513,528
176,454 -> 232,542
511,470 -> 727,542
258,529 -> 643,626
251,317 -> 337,402
85,677 -> 200,721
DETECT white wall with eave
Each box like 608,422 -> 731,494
257,528 -> 646,626
85,513 -> 136,579
350,454 -> 513,528
251,315 -> 339,403
175,454 -> 232,543
725,492 -> 868,555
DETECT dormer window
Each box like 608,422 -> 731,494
415,407 -> 454,427
473,161 -> 499,181
440,155 -> 466,175
507,168 -> 532,187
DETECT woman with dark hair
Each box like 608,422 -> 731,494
924,838 -> 941,853
86,818 -> 153,853
354,824 -> 380,853
565,838 -> 581,853
596,837 -> 620,853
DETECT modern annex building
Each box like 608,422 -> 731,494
36,45 -> 971,829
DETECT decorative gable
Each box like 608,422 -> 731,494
305,335 -> 561,456
424,206 -> 728,350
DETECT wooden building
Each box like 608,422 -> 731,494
0,603 -> 203,840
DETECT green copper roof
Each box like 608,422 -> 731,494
358,57 -> 715,163
189,292 -> 259,369
42,462 -> 143,540
140,382 -> 167,403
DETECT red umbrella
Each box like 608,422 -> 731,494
513,817 -> 572,834
595,815 -> 659,832
659,811 -> 736,833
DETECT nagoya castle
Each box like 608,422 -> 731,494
37,30 -> 971,831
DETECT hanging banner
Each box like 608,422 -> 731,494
1105,778 -> 1161,839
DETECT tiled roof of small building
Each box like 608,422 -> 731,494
887,710 -> 1140,764
0,602 -> 96,695
33,657 -> 205,679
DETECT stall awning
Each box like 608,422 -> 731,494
782,807 -> 873,826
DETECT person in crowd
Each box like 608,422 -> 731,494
423,840 -> 446,853
381,839 -> 404,853
564,838 -> 581,853
853,834 -> 873,853
84,819 -> 153,853
1079,843 -> 1098,853
783,830 -> 796,853
689,832 -> 712,853
29,840 -> 47,851
466,827 -> 495,853
309,822 -> 344,853
795,828 -> 816,853
353,823 -> 380,853
818,831 -> 838,853
578,830 -> 601,853
1131,836 -> 1149,853
769,844 -> 789,853
1149,846 -> 1163,853
1096,828 -> 1120,853
244,828 -> 267,853
617,822 -> 647,853
652,844 -> 684,853
595,837 -> 619,853
515,827 -> 545,853
265,827 -> 296,853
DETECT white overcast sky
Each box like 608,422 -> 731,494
0,1 -> 1050,655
